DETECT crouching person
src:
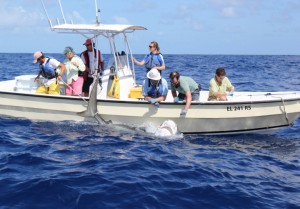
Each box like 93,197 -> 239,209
142,68 -> 168,107
33,51 -> 66,95
169,71 -> 201,116
208,67 -> 234,101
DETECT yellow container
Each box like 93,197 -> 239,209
129,86 -> 143,98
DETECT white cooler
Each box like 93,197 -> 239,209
14,75 -> 38,93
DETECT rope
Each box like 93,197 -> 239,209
59,79 -> 88,103
280,97 -> 293,126
229,92 -> 300,98
270,94 -> 293,126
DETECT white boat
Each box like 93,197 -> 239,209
1,0 -> 300,134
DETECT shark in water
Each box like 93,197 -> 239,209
78,75 -> 178,136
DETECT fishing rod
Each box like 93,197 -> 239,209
59,79 -> 88,103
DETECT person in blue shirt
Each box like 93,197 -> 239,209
132,41 -> 165,74
142,68 -> 168,107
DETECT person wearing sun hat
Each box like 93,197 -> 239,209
142,68 -> 168,107
33,51 -> 66,95
63,46 -> 86,96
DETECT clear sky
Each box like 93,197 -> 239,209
1,0 -> 300,55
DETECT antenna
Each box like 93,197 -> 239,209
95,0 -> 100,25
40,0 -> 53,28
58,0 -> 67,24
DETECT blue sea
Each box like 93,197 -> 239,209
0,53 -> 300,209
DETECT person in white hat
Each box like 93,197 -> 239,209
142,68 -> 168,107
33,51 -> 66,95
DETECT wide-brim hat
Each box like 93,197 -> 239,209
147,68 -> 161,80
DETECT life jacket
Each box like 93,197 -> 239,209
39,58 -> 57,79
144,53 -> 163,73
147,78 -> 162,98
80,49 -> 102,78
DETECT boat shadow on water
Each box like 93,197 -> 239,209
184,121 -> 300,156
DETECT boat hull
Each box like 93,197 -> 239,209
97,98 -> 300,134
1,91 -> 300,134
0,91 -> 89,122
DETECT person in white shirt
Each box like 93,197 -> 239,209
33,51 -> 66,95
80,39 -> 105,97
63,46 -> 86,96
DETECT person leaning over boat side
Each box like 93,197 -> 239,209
142,68 -> 168,107
33,51 -> 66,95
208,67 -> 234,101
132,41 -> 165,74
63,46 -> 86,96
169,71 -> 201,116
80,38 -> 105,97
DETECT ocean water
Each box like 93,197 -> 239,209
0,53 -> 300,209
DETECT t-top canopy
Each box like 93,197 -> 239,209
51,23 -> 147,35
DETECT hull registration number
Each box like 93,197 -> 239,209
227,105 -> 251,111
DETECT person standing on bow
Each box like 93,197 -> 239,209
80,38 -> 105,97
142,68 -> 168,107
63,46 -> 86,96
33,51 -> 66,95
208,67 -> 234,101
132,41 -> 165,75
169,71 -> 201,117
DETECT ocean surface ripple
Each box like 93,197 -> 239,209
0,53 -> 300,209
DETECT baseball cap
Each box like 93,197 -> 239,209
63,46 -> 74,54
33,51 -> 43,63
83,39 -> 93,45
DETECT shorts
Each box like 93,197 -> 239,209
65,76 -> 84,96
178,90 -> 200,101
82,77 -> 94,93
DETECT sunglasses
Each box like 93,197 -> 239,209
149,45 -> 154,48
37,57 -> 42,62
218,75 -> 225,79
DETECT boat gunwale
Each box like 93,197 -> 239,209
1,90 -> 300,105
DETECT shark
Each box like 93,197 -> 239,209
78,74 -> 111,124
78,75 -> 178,136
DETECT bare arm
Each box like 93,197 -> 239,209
35,71 -> 42,82
132,56 -> 145,66
171,90 -> 177,98
155,63 -> 165,71
57,63 -> 66,81
184,91 -> 192,110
